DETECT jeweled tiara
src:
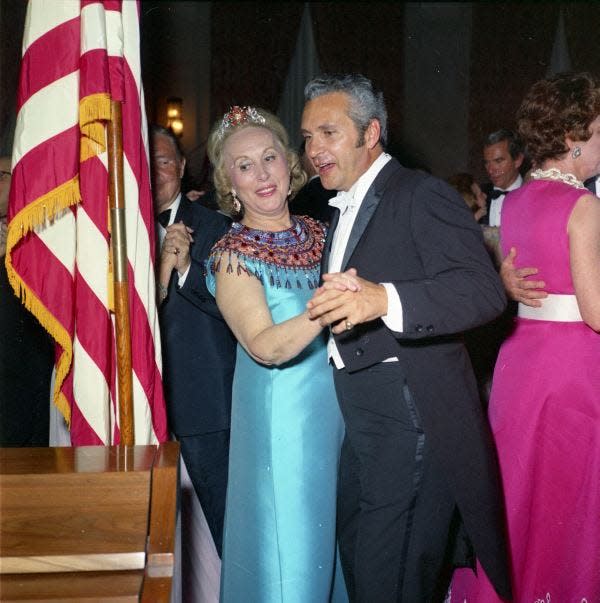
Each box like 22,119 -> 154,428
216,106 -> 266,139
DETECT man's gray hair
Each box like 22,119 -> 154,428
150,124 -> 184,161
304,74 -> 388,147
484,129 -> 523,160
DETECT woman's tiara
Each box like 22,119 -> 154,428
216,106 -> 266,139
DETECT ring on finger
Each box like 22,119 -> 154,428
345,320 -> 353,331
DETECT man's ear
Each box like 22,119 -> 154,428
514,153 -> 524,169
179,157 -> 186,179
365,119 -> 381,150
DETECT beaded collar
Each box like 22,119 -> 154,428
209,216 -> 326,289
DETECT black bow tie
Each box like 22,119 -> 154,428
157,209 -> 171,228
489,189 -> 509,200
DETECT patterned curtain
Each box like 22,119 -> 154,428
468,4 -> 559,177
311,2 -> 405,151
565,4 -> 600,76
210,2 -> 303,120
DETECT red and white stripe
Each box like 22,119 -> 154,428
6,0 -> 167,445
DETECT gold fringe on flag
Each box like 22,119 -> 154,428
6,177 -> 81,238
80,92 -> 114,308
80,92 -> 111,162
4,177 -> 82,425
5,92 -> 114,427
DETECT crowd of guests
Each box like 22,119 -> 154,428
155,70 -> 600,602
3,68 -> 598,602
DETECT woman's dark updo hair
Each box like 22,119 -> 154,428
517,72 -> 600,165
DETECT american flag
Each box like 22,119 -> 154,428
5,0 -> 168,445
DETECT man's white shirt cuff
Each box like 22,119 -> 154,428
177,264 -> 191,288
381,282 -> 403,332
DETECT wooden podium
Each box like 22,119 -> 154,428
0,442 -> 179,602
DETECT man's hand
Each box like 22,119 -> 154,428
159,221 -> 194,284
186,189 -> 206,202
307,271 -> 388,334
500,247 -> 547,307
313,268 -> 362,295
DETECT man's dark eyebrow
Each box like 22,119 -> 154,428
300,124 -> 335,135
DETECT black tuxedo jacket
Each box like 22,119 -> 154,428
584,175 -> 598,195
159,197 -> 236,437
478,182 -> 495,225
322,158 -> 511,598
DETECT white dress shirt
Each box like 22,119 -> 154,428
488,174 -> 522,227
326,153 -> 403,368
157,192 -> 190,286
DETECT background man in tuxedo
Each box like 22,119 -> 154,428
480,129 -> 524,226
152,126 -> 235,556
302,75 -> 511,602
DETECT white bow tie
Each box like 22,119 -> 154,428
328,191 -> 355,215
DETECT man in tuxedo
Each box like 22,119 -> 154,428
480,129 -> 524,226
302,75 -> 511,602
152,126 -> 235,556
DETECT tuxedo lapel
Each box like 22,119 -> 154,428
584,176 -> 598,195
175,195 -> 191,223
341,189 -> 381,270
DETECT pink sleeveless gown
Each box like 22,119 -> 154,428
451,180 -> 600,603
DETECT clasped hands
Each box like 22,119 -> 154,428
160,222 -> 194,274
306,268 -> 389,334
159,221 -> 194,279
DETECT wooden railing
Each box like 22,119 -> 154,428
0,442 -> 179,602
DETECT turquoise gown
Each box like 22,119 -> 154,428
206,216 -> 347,603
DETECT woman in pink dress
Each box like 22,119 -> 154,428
452,72 -> 600,602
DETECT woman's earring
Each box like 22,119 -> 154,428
232,191 -> 241,213
572,146 -> 582,159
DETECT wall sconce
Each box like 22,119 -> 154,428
166,97 -> 183,136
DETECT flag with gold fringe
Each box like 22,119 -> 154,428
6,0 -> 167,445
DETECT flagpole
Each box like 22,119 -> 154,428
107,100 -> 135,445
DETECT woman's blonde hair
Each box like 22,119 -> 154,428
207,107 -> 306,218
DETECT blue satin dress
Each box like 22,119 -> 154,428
206,216 -> 347,603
